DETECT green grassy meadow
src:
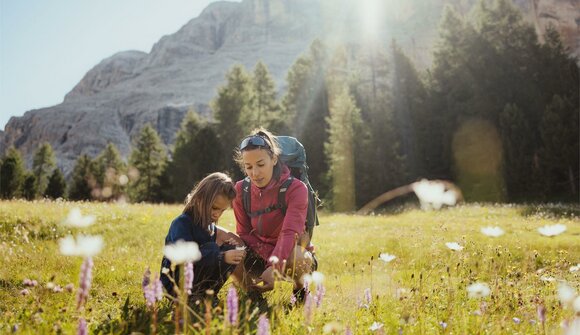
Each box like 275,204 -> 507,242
0,200 -> 578,334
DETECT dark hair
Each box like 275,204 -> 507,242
183,172 -> 236,231
234,127 -> 284,181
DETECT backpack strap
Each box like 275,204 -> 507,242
242,177 -> 251,216
278,177 -> 294,216
242,176 -> 294,218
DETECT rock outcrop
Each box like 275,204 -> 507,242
1,0 -> 577,175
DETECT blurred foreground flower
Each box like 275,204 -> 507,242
77,318 -> 87,335
481,226 -> 504,237
445,242 -> 464,251
537,224 -> 566,237
163,240 -> 201,264
77,258 -> 93,309
322,321 -> 343,333
369,321 -> 384,331
559,283 -> 578,307
467,282 -> 490,298
63,208 -> 95,228
227,286 -> 239,326
59,235 -> 103,257
379,253 -> 396,263
257,314 -> 270,335
412,179 -> 457,210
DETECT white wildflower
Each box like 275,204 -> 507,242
369,321 -> 383,331
537,224 -> 567,237
379,253 -> 396,263
569,264 -> 579,273
311,271 -> 325,284
540,276 -> 556,282
164,240 -> 201,265
412,179 -> 457,210
62,208 -> 95,228
445,242 -> 464,251
480,226 -> 504,237
467,282 -> 490,298
574,296 -> 580,313
59,235 -> 103,257
558,282 -> 577,307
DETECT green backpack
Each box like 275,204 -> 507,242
241,136 -> 320,240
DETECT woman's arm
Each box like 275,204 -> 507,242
269,180 -> 308,269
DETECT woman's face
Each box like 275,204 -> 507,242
211,194 -> 230,223
242,148 -> 278,188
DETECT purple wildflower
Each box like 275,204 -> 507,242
304,293 -> 314,325
144,275 -> 163,307
345,326 -> 353,335
315,283 -> 325,307
439,321 -> 447,329
257,314 -> 270,335
364,288 -> 372,305
537,305 -> 546,324
153,276 -> 163,301
77,318 -> 87,335
20,289 -> 30,296
303,277 -> 311,296
290,293 -> 297,306
227,286 -> 239,326
184,262 -> 194,295
142,267 -> 151,298
513,317 -> 521,324
76,257 -> 93,309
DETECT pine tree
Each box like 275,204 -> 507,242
391,41 -> 427,180
325,85 -> 360,212
282,39 -> 331,198
539,95 -> 579,198
128,124 -> 167,203
351,45 -> 407,207
93,143 -> 126,201
161,111 -> 224,202
251,61 -> 287,133
499,103 -> 535,200
212,64 -> 253,176
68,154 -> 94,201
45,168 -> 67,199
0,147 -> 25,199
22,172 -> 37,200
32,142 -> 56,197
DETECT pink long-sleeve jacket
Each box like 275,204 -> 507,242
233,165 -> 308,269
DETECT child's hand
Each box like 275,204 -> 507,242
224,249 -> 246,265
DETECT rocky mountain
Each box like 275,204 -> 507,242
2,0 -> 578,176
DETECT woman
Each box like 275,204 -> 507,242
232,128 -> 313,293
160,172 -> 246,303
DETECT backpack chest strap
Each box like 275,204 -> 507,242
242,177 -> 294,218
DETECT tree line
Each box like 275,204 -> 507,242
1,0 -> 577,208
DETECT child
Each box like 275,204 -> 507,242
160,172 -> 246,303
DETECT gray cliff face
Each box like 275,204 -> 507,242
2,0 -> 322,175
1,0 -> 577,176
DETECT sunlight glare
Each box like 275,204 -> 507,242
359,0 -> 385,40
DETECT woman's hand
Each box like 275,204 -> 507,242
252,266 -> 275,292
224,249 -> 246,265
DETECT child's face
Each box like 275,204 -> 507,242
211,194 -> 230,223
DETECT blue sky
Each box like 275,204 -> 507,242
0,0 -> 230,129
